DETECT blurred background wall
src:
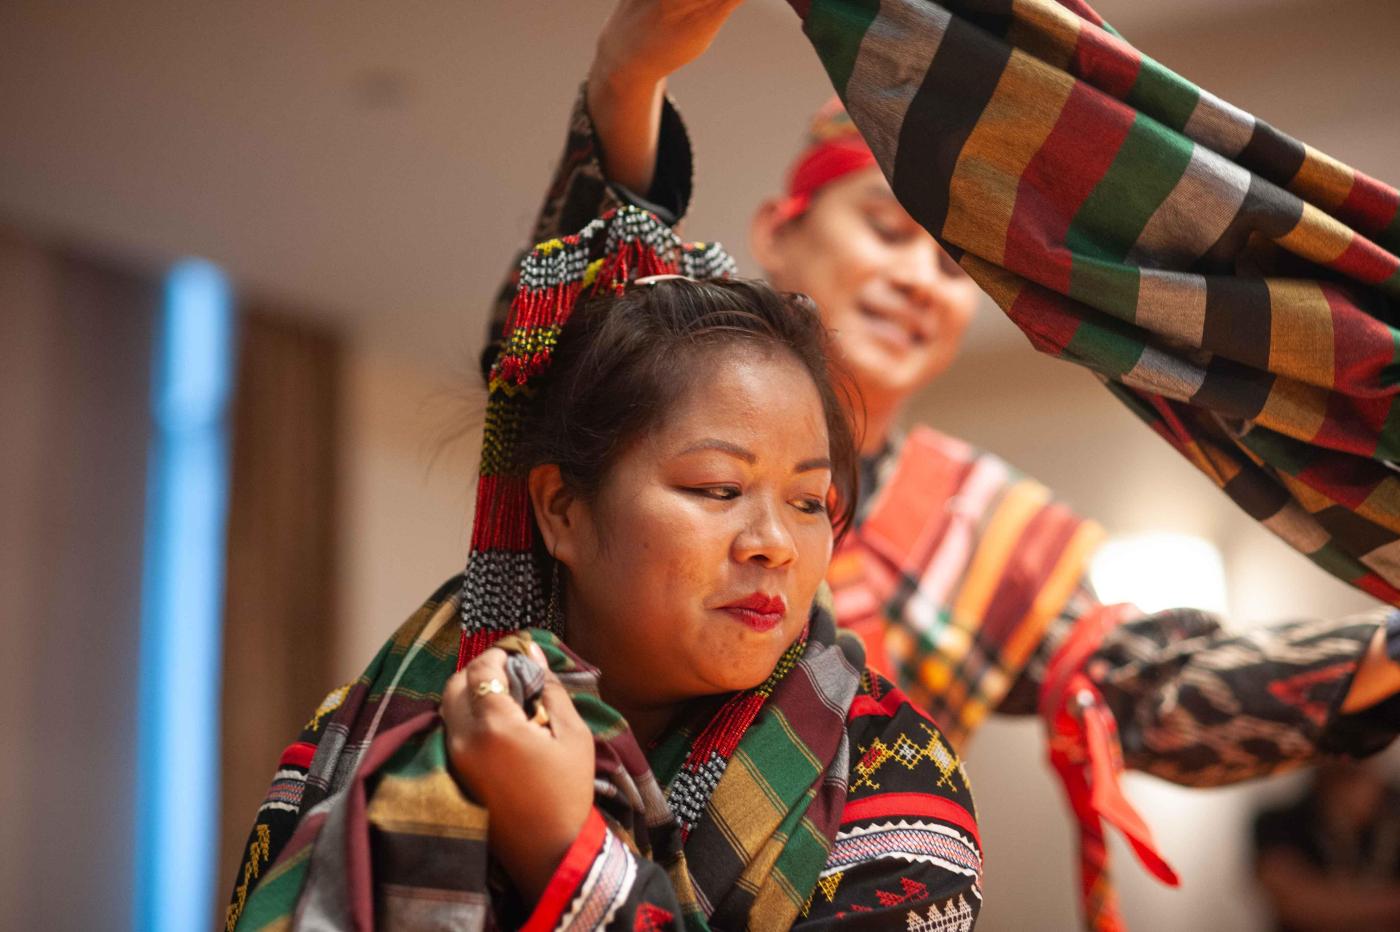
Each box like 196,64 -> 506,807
3,0 -> 1398,928
0,227 -> 155,929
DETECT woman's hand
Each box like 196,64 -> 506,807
587,0 -> 744,193
442,645 -> 596,901
592,0 -> 745,88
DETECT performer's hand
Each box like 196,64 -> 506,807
442,644 -> 596,901
1341,623 -> 1400,714
587,0 -> 744,193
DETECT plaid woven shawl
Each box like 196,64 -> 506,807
786,0 -> 1400,607
229,581 -> 867,931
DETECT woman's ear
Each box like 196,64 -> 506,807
749,197 -> 795,281
528,464 -> 583,566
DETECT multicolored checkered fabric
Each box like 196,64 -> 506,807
227,583 -> 983,930
831,427 -> 1104,748
788,0 -> 1400,607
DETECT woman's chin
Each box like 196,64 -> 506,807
698,649 -> 795,695
690,614 -> 811,695
694,655 -> 778,695
702,672 -> 770,695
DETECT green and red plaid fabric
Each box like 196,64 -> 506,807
227,582 -> 983,930
787,0 -> 1400,608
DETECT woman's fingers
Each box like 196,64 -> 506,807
449,643 -> 585,744
442,667 -> 471,717
536,665 -> 589,743
463,648 -> 527,726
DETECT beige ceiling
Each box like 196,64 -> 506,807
1,0 -> 1390,366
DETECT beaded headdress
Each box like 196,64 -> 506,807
458,205 -> 736,666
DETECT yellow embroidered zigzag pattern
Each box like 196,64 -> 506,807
225,823 -> 271,931
851,722 -> 964,793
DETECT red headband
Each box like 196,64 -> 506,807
774,134 -> 879,223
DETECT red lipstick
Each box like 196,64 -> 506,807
720,593 -> 787,632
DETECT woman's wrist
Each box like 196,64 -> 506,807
518,810 -> 608,932
585,58 -> 665,195
586,62 -> 664,130
588,40 -> 665,96
492,806 -> 594,903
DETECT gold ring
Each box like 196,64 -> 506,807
474,678 -> 506,698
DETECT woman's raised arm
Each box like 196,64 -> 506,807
587,0 -> 742,194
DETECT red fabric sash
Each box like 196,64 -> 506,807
1039,604 -> 1179,931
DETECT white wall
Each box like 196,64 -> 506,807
334,345 -> 483,681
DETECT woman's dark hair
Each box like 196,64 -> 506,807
503,277 -> 860,539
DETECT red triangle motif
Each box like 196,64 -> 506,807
1267,662 -> 1352,728
875,876 -> 929,907
634,902 -> 674,932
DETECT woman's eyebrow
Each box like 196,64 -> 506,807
677,438 -> 757,464
676,441 -> 830,474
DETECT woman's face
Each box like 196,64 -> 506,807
556,346 -> 834,709
756,167 -> 980,409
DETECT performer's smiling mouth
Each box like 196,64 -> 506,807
858,301 -> 932,350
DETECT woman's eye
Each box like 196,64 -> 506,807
793,496 -> 828,515
690,486 -> 740,501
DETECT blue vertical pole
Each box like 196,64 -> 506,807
133,259 -> 236,932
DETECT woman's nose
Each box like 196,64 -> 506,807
731,498 -> 797,568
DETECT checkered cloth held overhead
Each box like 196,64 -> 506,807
787,0 -> 1400,606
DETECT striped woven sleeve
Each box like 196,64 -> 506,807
235,715 -> 693,932
225,577 -> 465,931
517,808 -> 692,932
785,0 -> 1400,607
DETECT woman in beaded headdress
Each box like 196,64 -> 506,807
225,209 -> 984,930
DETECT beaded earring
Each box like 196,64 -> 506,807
546,556 -> 563,635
